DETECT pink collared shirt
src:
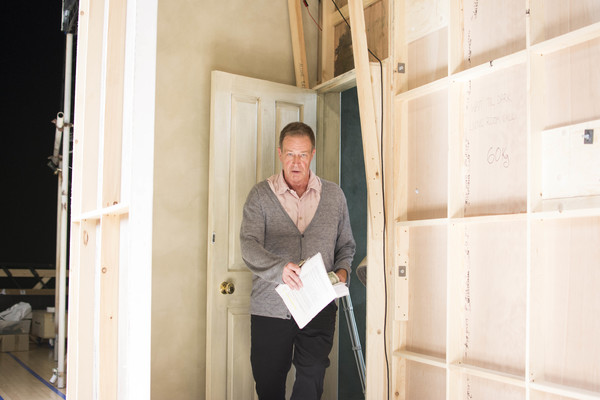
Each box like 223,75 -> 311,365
267,171 -> 322,233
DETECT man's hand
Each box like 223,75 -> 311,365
335,269 -> 348,284
282,262 -> 303,290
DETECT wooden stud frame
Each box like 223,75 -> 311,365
392,1 -> 600,399
67,0 -> 157,398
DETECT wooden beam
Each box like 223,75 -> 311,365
99,215 -> 120,399
0,270 -> 58,278
288,0 -> 310,88
98,0 -> 127,396
320,0 -> 335,82
102,0 -> 127,208
67,0 -> 105,395
347,0 -> 388,398
0,289 -> 55,296
33,278 -> 52,290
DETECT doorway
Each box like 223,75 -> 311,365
339,86 -> 367,400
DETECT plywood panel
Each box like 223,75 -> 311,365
405,0 -> 448,43
407,28 -> 448,90
406,89 -> 448,220
405,226 -> 446,358
542,38 -> 600,129
531,217 -> 600,392
530,391 -> 578,400
541,121 -> 600,199
456,0 -> 525,72
461,64 -> 527,217
406,361 -> 445,400
459,221 -> 527,376
460,374 -> 525,399
530,0 -> 600,45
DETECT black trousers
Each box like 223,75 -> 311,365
250,302 -> 337,400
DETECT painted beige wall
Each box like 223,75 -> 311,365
151,1 -> 320,398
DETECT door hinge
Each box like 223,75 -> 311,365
211,232 -> 216,244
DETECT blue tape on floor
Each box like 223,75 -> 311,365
7,352 -> 66,399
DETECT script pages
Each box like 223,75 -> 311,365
275,252 -> 349,328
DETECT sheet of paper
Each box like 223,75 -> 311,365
276,252 -> 348,329
334,282 -> 349,298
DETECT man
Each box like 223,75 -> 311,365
240,121 -> 355,400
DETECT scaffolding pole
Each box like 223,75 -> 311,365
56,31 -> 73,390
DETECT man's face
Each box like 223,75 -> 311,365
278,135 -> 315,191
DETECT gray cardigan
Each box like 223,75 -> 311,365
240,179 -> 356,319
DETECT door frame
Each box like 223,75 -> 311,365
315,69 -> 358,186
314,69 -> 358,400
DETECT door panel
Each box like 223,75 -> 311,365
229,95 -> 259,271
206,70 -> 316,400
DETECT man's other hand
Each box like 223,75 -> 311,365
282,262 -> 303,290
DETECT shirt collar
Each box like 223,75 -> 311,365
272,170 -> 321,196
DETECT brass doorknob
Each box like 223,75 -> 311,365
220,281 -> 235,295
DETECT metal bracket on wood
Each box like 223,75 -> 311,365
398,265 -> 407,277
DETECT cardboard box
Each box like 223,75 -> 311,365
0,334 -> 29,352
0,319 -> 31,335
31,310 -> 55,339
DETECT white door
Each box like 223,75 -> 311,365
206,70 -> 317,399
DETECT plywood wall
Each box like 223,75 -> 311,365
392,1 -> 600,399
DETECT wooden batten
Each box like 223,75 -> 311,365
102,0 -> 127,209
99,215 -> 120,399
67,0 -> 105,398
320,0 -> 336,83
288,0 -> 310,88
347,0 -> 387,398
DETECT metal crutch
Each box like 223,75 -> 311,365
340,294 -> 366,394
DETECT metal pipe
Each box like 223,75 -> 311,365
57,31 -> 73,390
53,112 -> 64,362
341,295 -> 367,394
52,113 -> 65,166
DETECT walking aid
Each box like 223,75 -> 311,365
341,293 -> 366,394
